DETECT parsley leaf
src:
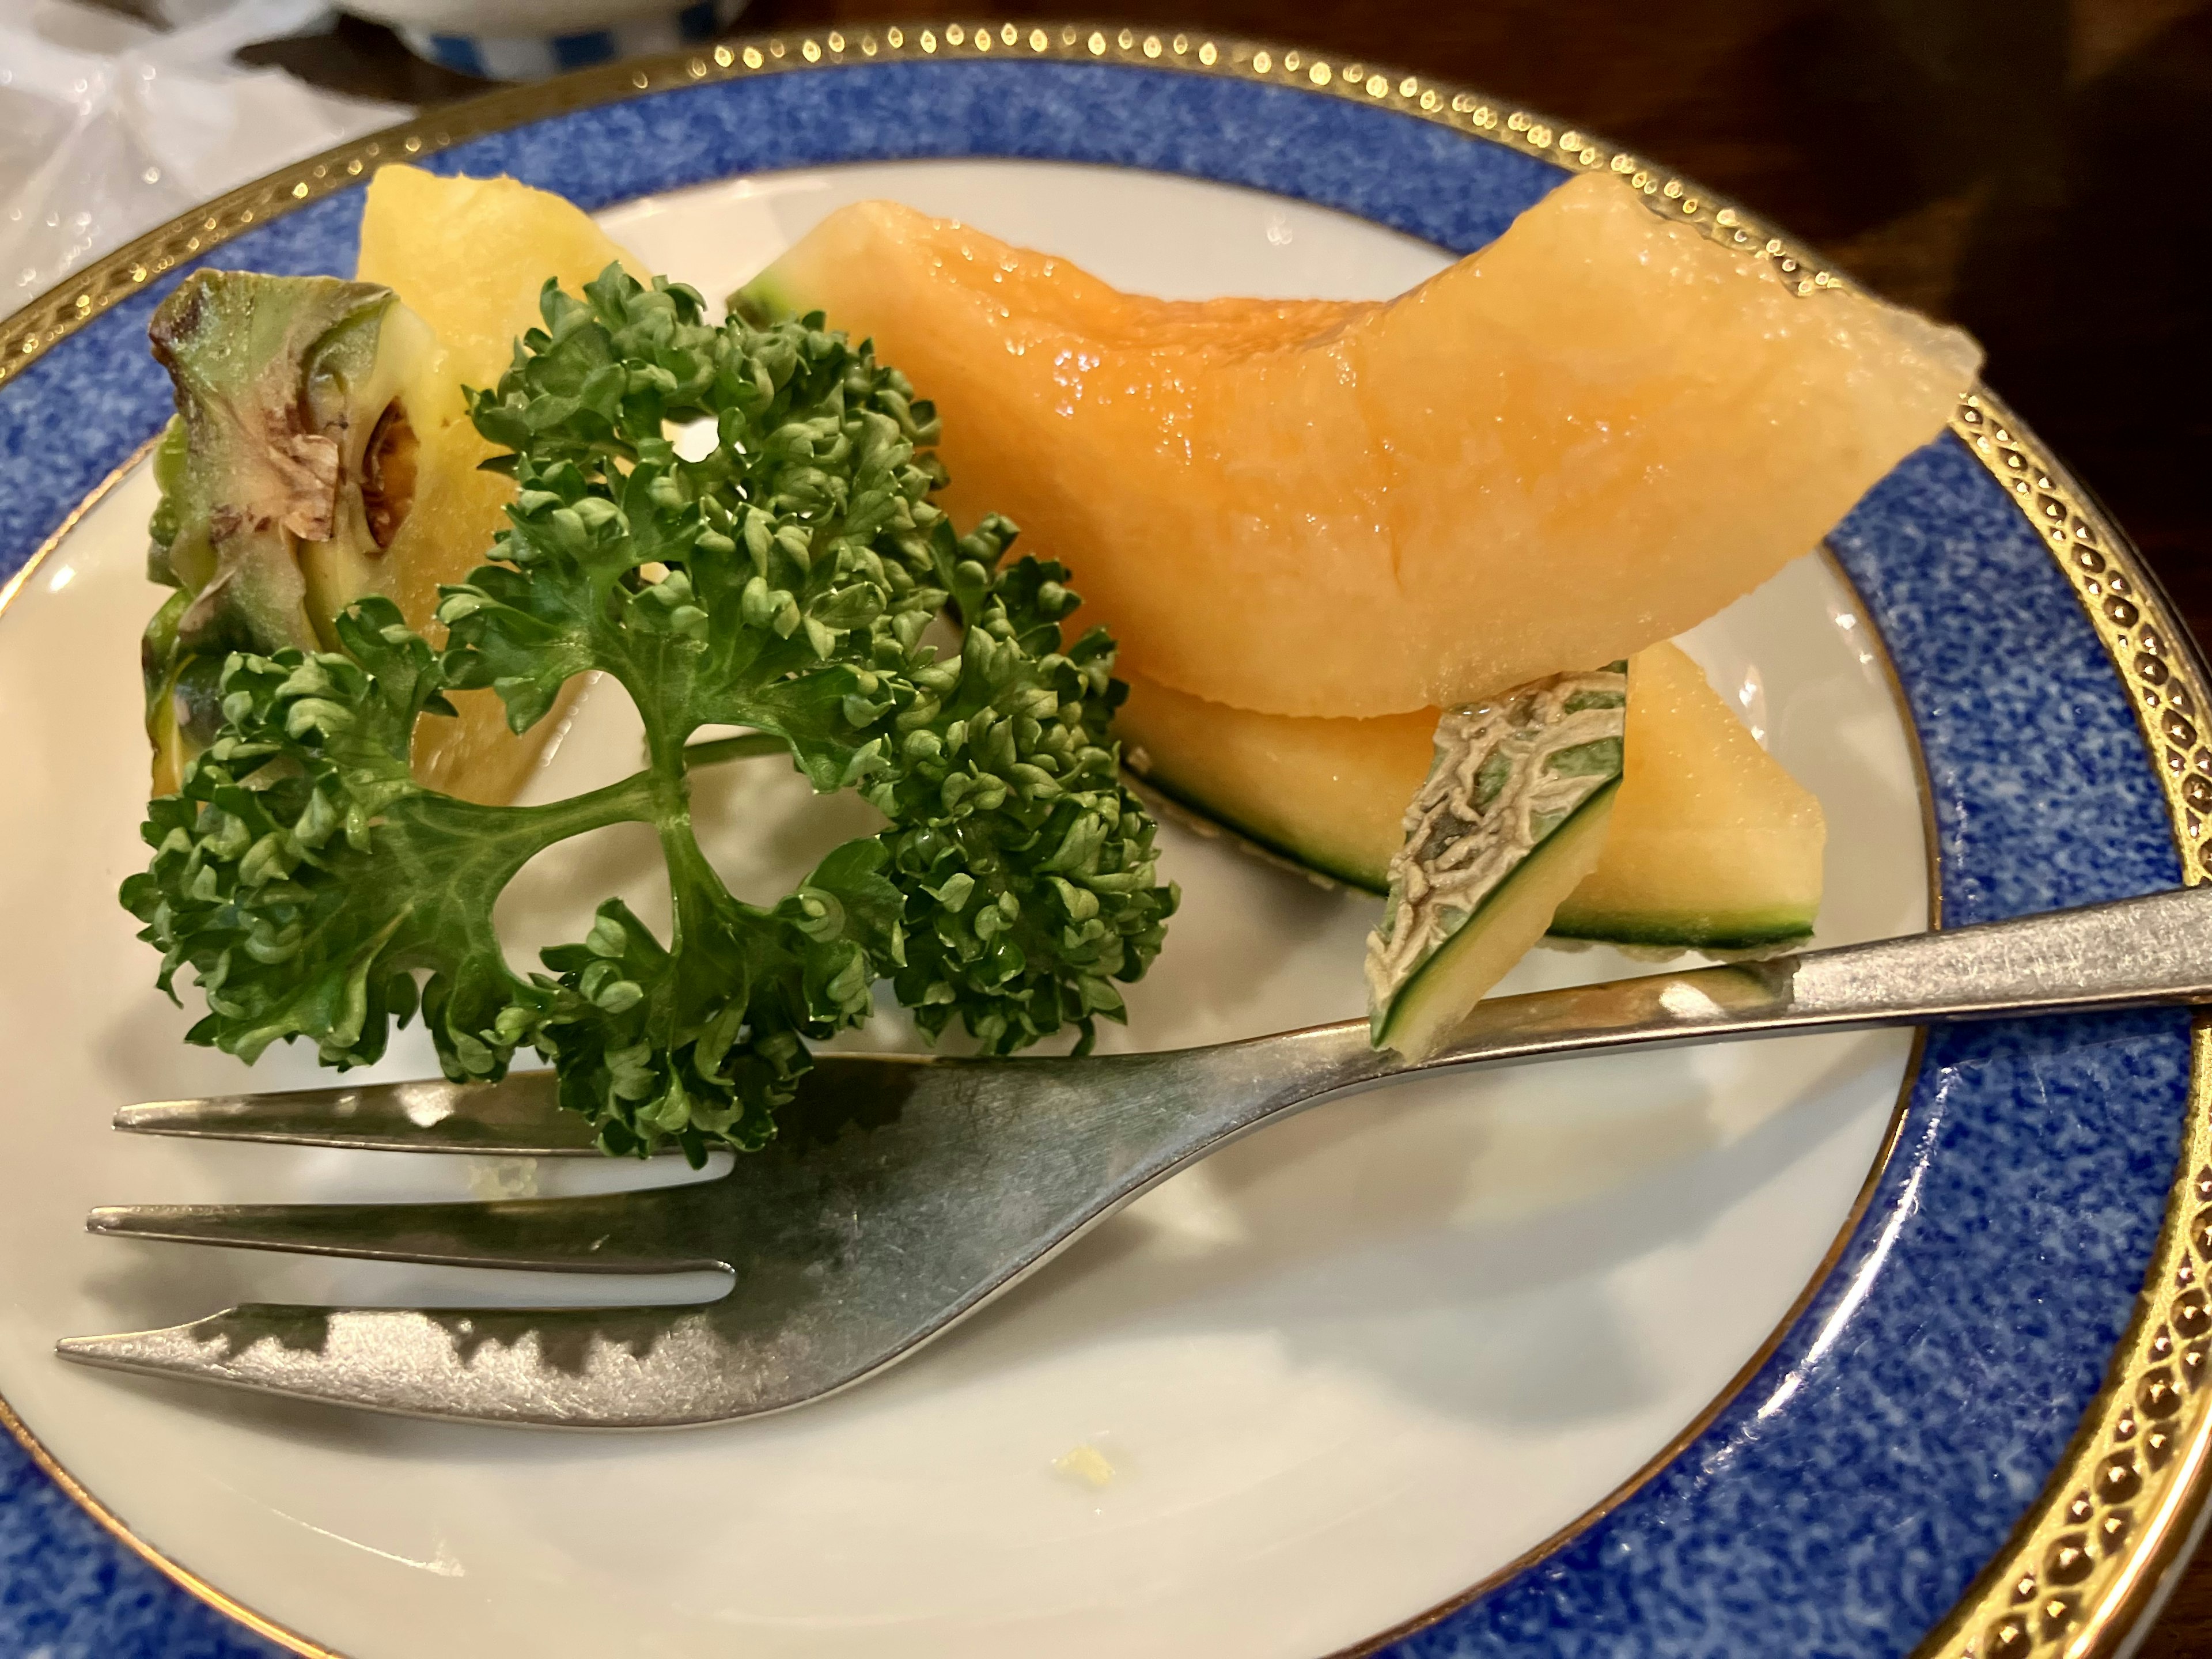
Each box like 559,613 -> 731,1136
124,267 -> 1177,1162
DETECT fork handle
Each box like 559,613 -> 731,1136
1408,883 -> 2212,1079
110,888 -> 2212,1165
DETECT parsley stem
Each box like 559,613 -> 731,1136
681,732 -> 788,770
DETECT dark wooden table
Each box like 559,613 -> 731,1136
233,0 -> 2212,1649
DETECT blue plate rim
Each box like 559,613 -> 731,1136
1,27 -> 2205,1659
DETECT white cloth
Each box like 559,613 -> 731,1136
0,0 -> 407,311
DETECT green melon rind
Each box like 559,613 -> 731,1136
1546,903 -> 1814,952
1135,764 -> 1810,950
1130,766 -> 1391,894
1124,729 -> 1806,949
1137,762 -> 1809,951
1374,779 -> 1620,1059
1128,759 -> 1820,953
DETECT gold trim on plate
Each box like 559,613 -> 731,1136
0,20 -> 1846,387
0,435 -> 159,623
0,1391 -> 337,1657
0,23 -> 2199,1659
1907,396 -> 2212,1659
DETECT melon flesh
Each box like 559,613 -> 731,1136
355,166 -> 639,803
740,177 -> 1981,718
1551,642 -> 1824,947
1118,643 -> 1824,947
1120,677 -> 1434,889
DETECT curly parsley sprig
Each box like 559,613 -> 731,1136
123,266 -> 1176,1161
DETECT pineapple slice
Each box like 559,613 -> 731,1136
357,165 -> 639,405
140,168 -> 639,805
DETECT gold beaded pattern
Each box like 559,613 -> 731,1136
1907,394 -> 2212,1659
0,21 -> 1849,383
0,25 -> 2205,1659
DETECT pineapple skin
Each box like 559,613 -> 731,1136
142,271 -> 430,794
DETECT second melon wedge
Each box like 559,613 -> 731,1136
738,175 -> 1981,718
1549,644 -> 1824,948
1119,685 -> 1435,890
1119,643 -> 1825,950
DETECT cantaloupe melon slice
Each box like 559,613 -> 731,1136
737,176 -> 1981,718
1119,681 -> 1434,889
1550,643 -> 1824,947
354,165 -> 639,804
1119,643 -> 1824,949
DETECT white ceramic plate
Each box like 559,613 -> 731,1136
0,158 -> 1924,1658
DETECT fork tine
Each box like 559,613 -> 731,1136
57,1042 -> 1278,1425
55,1302 -> 735,1427
112,1054 -> 935,1154
85,1181 -> 729,1274
113,1070 -> 610,1156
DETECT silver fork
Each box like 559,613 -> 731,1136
58,885 -> 2212,1428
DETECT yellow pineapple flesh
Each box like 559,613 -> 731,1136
355,165 -> 639,802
